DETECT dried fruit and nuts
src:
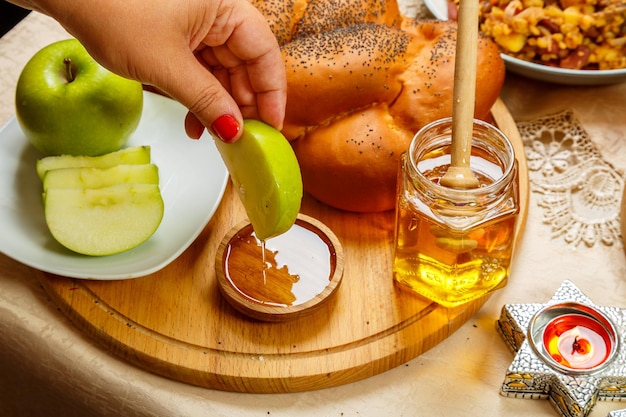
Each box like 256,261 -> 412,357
450,0 -> 626,69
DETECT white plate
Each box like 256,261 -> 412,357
0,91 -> 228,280
422,0 -> 626,85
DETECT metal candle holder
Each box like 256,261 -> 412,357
497,280 -> 626,417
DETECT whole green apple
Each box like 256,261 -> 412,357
15,38 -> 143,156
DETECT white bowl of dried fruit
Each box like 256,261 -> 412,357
423,0 -> 626,85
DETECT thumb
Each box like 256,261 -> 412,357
157,52 -> 244,143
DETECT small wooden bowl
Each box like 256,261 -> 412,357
215,214 -> 344,322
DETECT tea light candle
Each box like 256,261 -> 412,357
527,301 -> 618,375
500,281 -> 626,417
543,314 -> 612,370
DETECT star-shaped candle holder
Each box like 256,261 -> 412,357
497,280 -> 626,417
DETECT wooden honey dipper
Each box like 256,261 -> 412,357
439,0 -> 481,189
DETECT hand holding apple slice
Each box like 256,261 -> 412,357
215,120 -> 302,240
38,146 -> 164,256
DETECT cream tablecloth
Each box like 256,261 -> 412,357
1,11 -> 626,417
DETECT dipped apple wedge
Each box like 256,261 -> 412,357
214,120 -> 302,241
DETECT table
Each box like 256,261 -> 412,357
1,11 -> 626,417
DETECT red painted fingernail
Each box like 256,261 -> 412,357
211,114 -> 240,143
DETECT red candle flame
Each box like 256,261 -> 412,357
543,314 -> 611,370
571,336 -> 591,355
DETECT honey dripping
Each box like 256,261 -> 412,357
261,239 -> 267,285
223,223 -> 336,307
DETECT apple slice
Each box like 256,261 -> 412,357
36,145 -> 151,180
42,164 -> 159,191
215,119 -> 302,240
44,183 -> 164,256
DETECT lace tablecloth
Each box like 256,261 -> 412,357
1,11 -> 625,417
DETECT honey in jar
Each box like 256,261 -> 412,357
393,118 -> 519,308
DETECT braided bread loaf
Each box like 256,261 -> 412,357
251,0 -> 505,212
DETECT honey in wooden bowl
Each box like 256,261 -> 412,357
215,214 -> 344,322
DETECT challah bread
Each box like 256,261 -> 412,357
292,103 -> 410,213
280,24 -> 411,140
249,0 -> 307,46
394,19 -> 503,135
252,0 -> 506,212
292,0 -> 401,40
250,0 -> 401,45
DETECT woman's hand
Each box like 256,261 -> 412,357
9,0 -> 287,142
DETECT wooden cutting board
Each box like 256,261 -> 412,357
36,98 -> 528,393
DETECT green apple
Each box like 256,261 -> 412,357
36,145 -> 151,180
43,183 -> 164,256
43,164 -> 159,191
215,119 -> 303,240
15,38 -> 143,157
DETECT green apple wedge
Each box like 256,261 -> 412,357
37,145 -> 151,180
215,120 -> 303,241
43,164 -> 159,191
43,184 -> 164,256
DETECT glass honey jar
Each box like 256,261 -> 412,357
393,117 -> 519,308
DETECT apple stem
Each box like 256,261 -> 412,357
64,58 -> 75,83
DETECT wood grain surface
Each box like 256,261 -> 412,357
37,98 -> 529,393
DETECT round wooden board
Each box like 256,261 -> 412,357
36,98 -> 529,394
